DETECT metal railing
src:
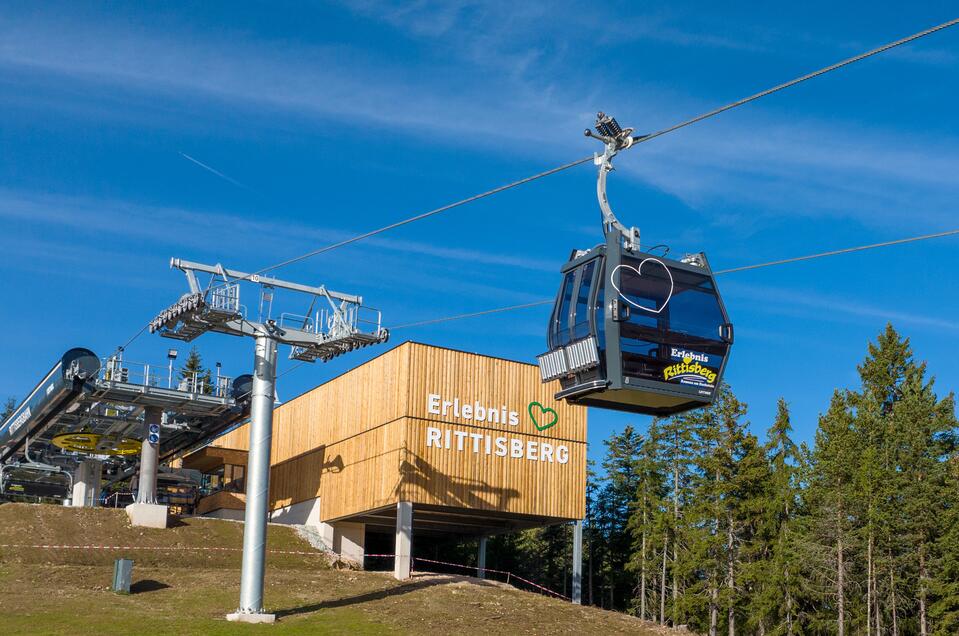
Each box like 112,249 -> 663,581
278,312 -> 315,332
208,284 -> 241,314
101,356 -> 233,398
280,305 -> 384,340
103,491 -> 135,508
317,304 -> 384,338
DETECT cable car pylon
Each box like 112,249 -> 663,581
149,258 -> 389,623
538,113 -> 734,416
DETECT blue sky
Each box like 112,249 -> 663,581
1,1 -> 958,465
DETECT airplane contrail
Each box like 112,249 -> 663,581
178,151 -> 256,193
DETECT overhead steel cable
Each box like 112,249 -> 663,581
253,156 -> 595,274
392,300 -> 556,330
118,324 -> 150,352
110,157 -> 595,355
630,17 -> 959,146
713,227 -> 959,274
115,17 -> 959,353
389,228 -> 959,330
213,18 -> 959,285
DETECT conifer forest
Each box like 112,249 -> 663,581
473,325 -> 958,635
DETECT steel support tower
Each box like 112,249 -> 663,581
149,258 -> 388,621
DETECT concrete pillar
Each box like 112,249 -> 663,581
572,519 -> 583,604
71,459 -> 102,507
477,535 -> 487,579
136,407 -> 162,504
394,501 -> 413,580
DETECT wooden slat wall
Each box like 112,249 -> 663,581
404,342 -> 586,441
399,418 -> 586,519
401,343 -> 586,520
214,344 -> 411,462
210,342 -> 587,522
195,490 -> 246,515
318,419 -> 408,520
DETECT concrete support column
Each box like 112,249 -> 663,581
394,501 -> 413,580
572,519 -> 583,604
477,536 -> 487,579
136,406 -> 162,504
71,459 -> 102,507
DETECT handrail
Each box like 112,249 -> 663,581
100,356 -> 233,397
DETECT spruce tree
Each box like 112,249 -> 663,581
889,346 -> 957,635
658,408 -> 698,626
584,459 -> 601,606
673,384 -> 755,635
729,431 -> 771,636
931,455 -> 959,634
850,324 -> 929,634
808,391 -> 858,636
596,425 -> 643,610
627,420 -> 667,620
179,346 -> 213,394
1,396 -> 16,421
746,398 -> 803,635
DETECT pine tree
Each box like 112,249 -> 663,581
1,396 -> 16,421
179,346 -> 213,394
513,524 -> 572,593
890,347 -> 957,635
658,408 -> 698,627
514,323 -> 959,631
746,398 -> 803,635
667,384 -> 756,636
627,420 -> 667,620
850,325 -> 927,635
729,431 -> 771,636
596,425 -> 643,610
808,391 -> 858,636
684,392 -> 729,635
584,459 -> 600,606
931,455 -> 959,633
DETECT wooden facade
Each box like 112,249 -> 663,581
212,342 -> 587,523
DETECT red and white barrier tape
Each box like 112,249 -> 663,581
0,545 -> 569,600
412,556 -> 570,601
0,544 -> 325,556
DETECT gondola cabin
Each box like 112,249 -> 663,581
538,234 -> 733,416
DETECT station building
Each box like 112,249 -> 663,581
182,341 -> 587,579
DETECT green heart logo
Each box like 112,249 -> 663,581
528,401 -> 559,431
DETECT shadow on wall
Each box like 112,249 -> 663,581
396,452 -> 520,510
268,445 -> 344,510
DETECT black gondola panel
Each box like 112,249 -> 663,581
538,234 -> 733,416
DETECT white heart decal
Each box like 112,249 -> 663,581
610,258 -> 675,314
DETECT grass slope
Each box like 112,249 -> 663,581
0,503 -> 674,635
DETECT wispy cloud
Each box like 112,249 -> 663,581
1,8 -> 957,238
724,281 -> 959,333
0,188 -> 556,274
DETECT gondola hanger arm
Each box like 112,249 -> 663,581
586,112 -> 642,251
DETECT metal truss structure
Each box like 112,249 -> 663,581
149,257 -> 389,620
149,259 -> 389,362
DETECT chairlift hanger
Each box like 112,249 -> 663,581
537,113 -> 734,416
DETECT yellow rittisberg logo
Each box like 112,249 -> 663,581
663,356 -> 717,385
